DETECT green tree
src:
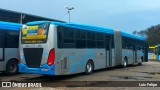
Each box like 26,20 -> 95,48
132,24 -> 160,46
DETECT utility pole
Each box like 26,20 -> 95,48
65,6 -> 74,22
20,14 -> 25,24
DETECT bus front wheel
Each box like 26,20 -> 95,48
85,60 -> 94,74
5,60 -> 18,75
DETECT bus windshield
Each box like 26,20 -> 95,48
21,23 -> 49,44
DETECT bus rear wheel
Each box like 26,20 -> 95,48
85,60 -> 94,74
5,60 -> 18,75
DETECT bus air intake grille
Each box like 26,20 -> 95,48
23,48 -> 43,68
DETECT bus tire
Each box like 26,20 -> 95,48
5,59 -> 18,75
123,57 -> 127,68
85,60 -> 94,74
138,57 -> 143,65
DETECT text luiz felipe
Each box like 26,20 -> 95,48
139,82 -> 158,87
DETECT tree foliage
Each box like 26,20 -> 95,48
132,24 -> 160,46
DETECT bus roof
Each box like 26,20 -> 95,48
26,21 -> 146,41
0,21 -> 22,31
121,31 -> 145,41
53,22 -> 114,35
26,21 -> 114,34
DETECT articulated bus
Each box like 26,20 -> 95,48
148,46 -> 157,60
0,21 -> 22,75
19,21 -> 148,75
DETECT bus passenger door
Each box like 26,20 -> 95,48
105,36 -> 112,67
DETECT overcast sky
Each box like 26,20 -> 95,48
1,0 -> 160,33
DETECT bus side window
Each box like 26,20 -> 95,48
57,26 -> 76,48
76,30 -> 81,39
122,37 -> 127,49
96,33 -> 104,48
63,27 -> 75,48
57,26 -> 63,48
75,30 -> 86,48
58,31 -> 62,42
5,31 -> 19,48
87,31 -> 96,48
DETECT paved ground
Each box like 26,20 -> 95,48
1,60 -> 160,90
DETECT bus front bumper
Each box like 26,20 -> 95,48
18,63 -> 55,75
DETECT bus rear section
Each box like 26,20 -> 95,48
0,21 -> 22,75
19,21 -> 56,75
19,21 -> 114,75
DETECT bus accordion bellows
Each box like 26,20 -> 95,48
19,21 -> 148,75
0,21 -> 22,75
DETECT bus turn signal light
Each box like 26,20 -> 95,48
47,49 -> 55,66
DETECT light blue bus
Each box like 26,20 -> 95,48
19,21 -> 148,75
0,21 -> 22,75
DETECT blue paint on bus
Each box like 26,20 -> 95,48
121,31 -> 145,41
19,63 -> 55,75
51,22 -> 114,35
26,21 -> 145,41
0,21 -> 22,30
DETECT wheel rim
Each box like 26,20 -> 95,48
87,63 -> 92,72
9,63 -> 17,72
